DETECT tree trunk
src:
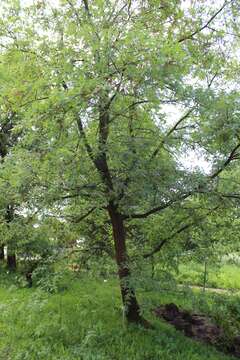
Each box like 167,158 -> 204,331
151,255 -> 155,279
7,253 -> 16,271
203,260 -> 207,292
5,206 -> 17,271
108,204 -> 150,326
0,245 -> 4,260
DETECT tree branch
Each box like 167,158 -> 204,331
76,115 -> 95,164
210,141 -> 240,179
150,109 -> 194,160
67,207 -> 96,223
82,0 -> 90,15
178,1 -> 229,43
143,206 -> 219,258
94,95 -> 114,191
143,223 -> 193,259
123,139 -> 240,221
124,192 -> 192,220
66,0 -> 82,25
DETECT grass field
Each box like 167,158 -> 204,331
176,262 -> 240,290
0,272 -> 239,360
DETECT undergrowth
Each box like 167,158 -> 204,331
0,272 -> 238,360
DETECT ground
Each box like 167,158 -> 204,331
0,267 -> 239,360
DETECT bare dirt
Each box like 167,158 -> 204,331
154,303 -> 240,358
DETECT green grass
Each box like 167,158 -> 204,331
176,263 -> 240,290
0,274 -> 238,360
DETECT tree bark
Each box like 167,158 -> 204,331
7,253 -> 16,271
5,206 -> 17,271
0,245 -> 4,260
151,255 -> 155,279
108,204 -> 149,326
203,260 -> 207,292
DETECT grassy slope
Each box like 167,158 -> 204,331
0,277 -> 236,360
176,263 -> 240,290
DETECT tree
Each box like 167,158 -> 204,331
0,105 -> 18,269
0,0 -> 240,324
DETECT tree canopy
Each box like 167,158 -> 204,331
0,0 -> 239,324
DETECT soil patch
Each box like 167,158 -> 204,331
154,303 -> 240,358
